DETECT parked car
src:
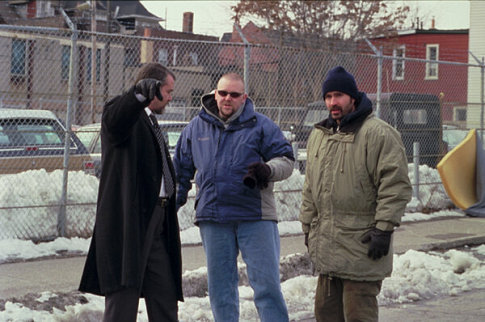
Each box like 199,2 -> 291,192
75,123 -> 102,177
289,100 -> 329,150
367,92 -> 445,167
0,108 -> 94,175
442,124 -> 469,153
75,119 -> 188,177
287,93 -> 447,171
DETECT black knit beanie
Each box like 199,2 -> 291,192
322,66 -> 358,99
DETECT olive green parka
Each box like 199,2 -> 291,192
299,92 -> 412,281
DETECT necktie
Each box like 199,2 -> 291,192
149,114 -> 174,198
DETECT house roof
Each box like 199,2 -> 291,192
0,1 -> 23,24
59,0 -> 162,21
397,28 -> 468,36
100,0 -> 161,21
152,29 -> 217,41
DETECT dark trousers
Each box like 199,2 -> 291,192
103,203 -> 178,322
314,275 -> 382,322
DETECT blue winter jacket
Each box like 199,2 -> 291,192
174,92 -> 294,223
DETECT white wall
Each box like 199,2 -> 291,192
467,0 -> 485,128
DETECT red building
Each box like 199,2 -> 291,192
357,28 -> 469,122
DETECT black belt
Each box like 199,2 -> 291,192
158,197 -> 169,207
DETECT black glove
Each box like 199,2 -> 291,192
243,162 -> 271,189
361,228 -> 393,260
135,78 -> 162,104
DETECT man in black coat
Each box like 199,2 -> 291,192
79,63 -> 183,321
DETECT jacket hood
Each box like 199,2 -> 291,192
200,91 -> 256,125
318,91 -> 373,133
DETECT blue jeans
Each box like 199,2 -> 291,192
199,221 -> 289,322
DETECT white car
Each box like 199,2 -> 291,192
75,120 -> 188,177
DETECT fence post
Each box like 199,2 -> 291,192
364,39 -> 383,118
90,0 -> 97,124
292,142 -> 299,170
234,23 -> 250,90
104,0 -> 111,103
481,57 -> 484,142
58,9 -> 78,237
413,142 -> 420,201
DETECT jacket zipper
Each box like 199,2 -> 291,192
340,142 -> 346,173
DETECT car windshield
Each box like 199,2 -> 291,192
303,109 -> 328,127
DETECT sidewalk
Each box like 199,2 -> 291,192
180,216 -> 485,271
1,216 -> 485,320
393,216 -> 485,253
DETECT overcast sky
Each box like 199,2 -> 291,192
140,0 -> 471,38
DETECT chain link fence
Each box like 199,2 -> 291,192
1,24 -> 484,240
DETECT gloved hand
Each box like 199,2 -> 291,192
243,162 -> 271,189
361,228 -> 393,260
135,78 -> 162,104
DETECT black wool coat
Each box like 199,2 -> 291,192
79,87 -> 183,301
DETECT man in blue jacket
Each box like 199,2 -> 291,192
174,73 -> 294,322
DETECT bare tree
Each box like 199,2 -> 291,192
232,0 -> 410,41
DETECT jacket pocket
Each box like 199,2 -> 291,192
334,211 -> 375,230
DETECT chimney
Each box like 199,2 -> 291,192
183,12 -> 193,33
431,17 -> 435,29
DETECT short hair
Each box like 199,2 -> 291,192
134,63 -> 176,86
218,73 -> 245,91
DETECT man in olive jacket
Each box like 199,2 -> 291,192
299,66 -> 412,322
79,63 -> 183,321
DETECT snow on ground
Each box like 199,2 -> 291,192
1,165 -> 483,321
0,164 -> 460,262
1,245 -> 485,321
0,163 -> 454,241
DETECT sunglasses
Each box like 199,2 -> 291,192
217,90 -> 244,98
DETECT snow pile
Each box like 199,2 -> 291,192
0,164 -> 456,240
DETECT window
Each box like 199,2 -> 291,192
158,48 -> 168,66
37,1 -> 53,17
392,46 -> 405,80
124,48 -> 139,67
0,121 -> 64,147
403,109 -> 427,125
454,107 -> 467,122
61,45 -> 70,80
189,52 -> 198,65
86,48 -> 101,82
11,39 -> 26,76
426,44 -> 439,79
304,109 -> 328,127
